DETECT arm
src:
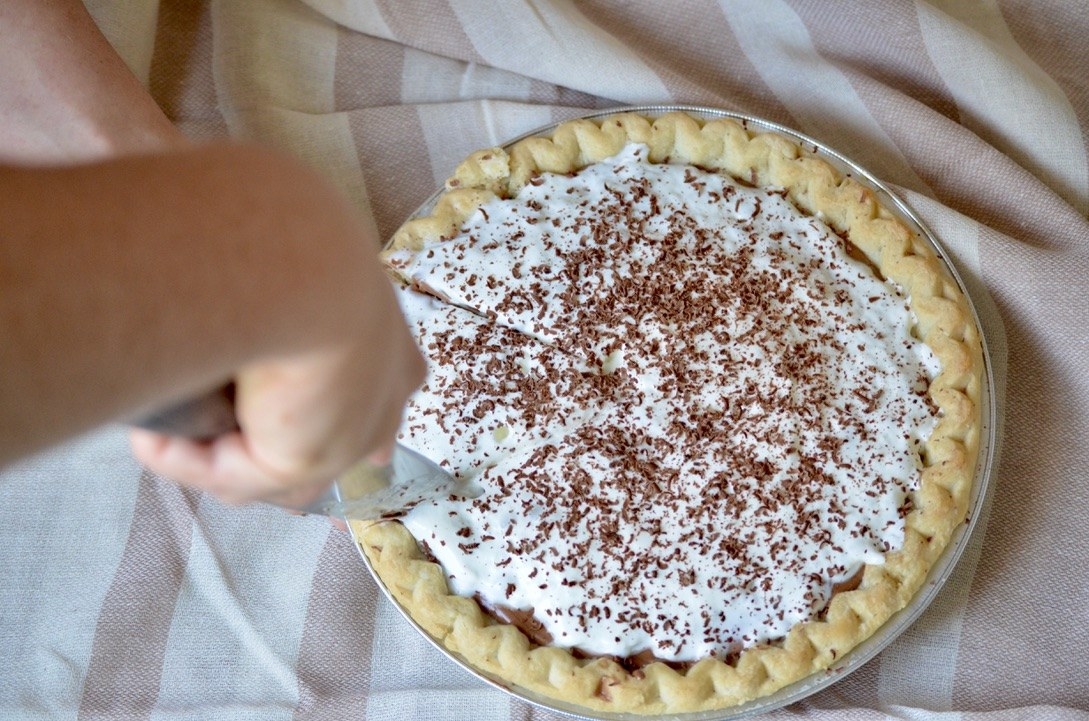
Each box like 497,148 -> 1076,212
0,0 -> 424,506
0,0 -> 184,162
0,144 -> 424,507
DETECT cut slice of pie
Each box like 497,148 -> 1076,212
355,111 -> 984,715
393,285 -> 634,482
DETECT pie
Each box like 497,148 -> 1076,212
349,111 -> 984,715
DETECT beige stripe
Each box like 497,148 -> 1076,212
718,0 -> 932,196
952,225 -> 1089,707
785,0 -> 966,195
333,27 -> 406,110
291,532 -> 377,720
375,0 -> 485,64
298,0 -> 395,39
347,105 -> 435,241
933,136 -> 1086,250
574,2 -> 794,120
149,0 -> 228,139
447,0 -> 671,104
964,708 -> 1089,721
916,0 -> 1089,214
76,473 -> 197,720
82,0 -> 160,85
999,0 -> 1089,132
787,1 -> 960,124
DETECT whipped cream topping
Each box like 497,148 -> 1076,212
395,289 -> 623,479
392,144 -> 939,663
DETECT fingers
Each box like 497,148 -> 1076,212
233,346 -> 409,485
128,234 -> 426,511
367,443 -> 394,466
128,318 -> 424,510
129,427 -> 335,508
132,425 -> 349,531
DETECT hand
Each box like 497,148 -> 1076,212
0,0 -> 427,506
130,310 -> 424,509
1,143 -> 424,506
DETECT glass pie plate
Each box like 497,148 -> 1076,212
344,105 -> 998,721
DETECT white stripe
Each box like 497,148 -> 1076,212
880,707 -> 965,721
151,502 -> 330,721
82,0 -> 160,86
212,0 -> 379,232
211,0 -> 337,114
717,0 -> 933,196
401,47 -> 538,106
297,0 -> 395,40
0,427 -> 140,721
365,690 -> 514,721
230,107 -> 380,229
366,596 -> 513,721
448,0 -> 671,104
417,100 -> 554,188
916,0 -> 1089,214
875,190 -> 1007,710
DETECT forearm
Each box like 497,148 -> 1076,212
0,1 -> 424,501
0,144 -> 389,464
0,0 -> 184,162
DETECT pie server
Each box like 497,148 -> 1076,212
132,385 -> 477,520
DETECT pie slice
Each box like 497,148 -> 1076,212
394,285 -> 630,481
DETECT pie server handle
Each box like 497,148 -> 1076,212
133,383 -> 240,440
131,387 -> 473,519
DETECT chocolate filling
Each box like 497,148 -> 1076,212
843,236 -> 885,280
475,566 -> 866,671
476,595 -> 699,671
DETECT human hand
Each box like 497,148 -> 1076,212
129,251 -> 424,510
1,142 -> 424,506
0,0 -> 427,507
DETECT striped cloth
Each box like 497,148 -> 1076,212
2,1 -> 1087,719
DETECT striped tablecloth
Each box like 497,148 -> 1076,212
3,1 -> 1087,719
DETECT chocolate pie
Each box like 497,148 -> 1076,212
351,111 -> 984,714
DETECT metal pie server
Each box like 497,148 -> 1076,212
132,384 -> 477,520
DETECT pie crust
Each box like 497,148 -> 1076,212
351,111 -> 984,715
